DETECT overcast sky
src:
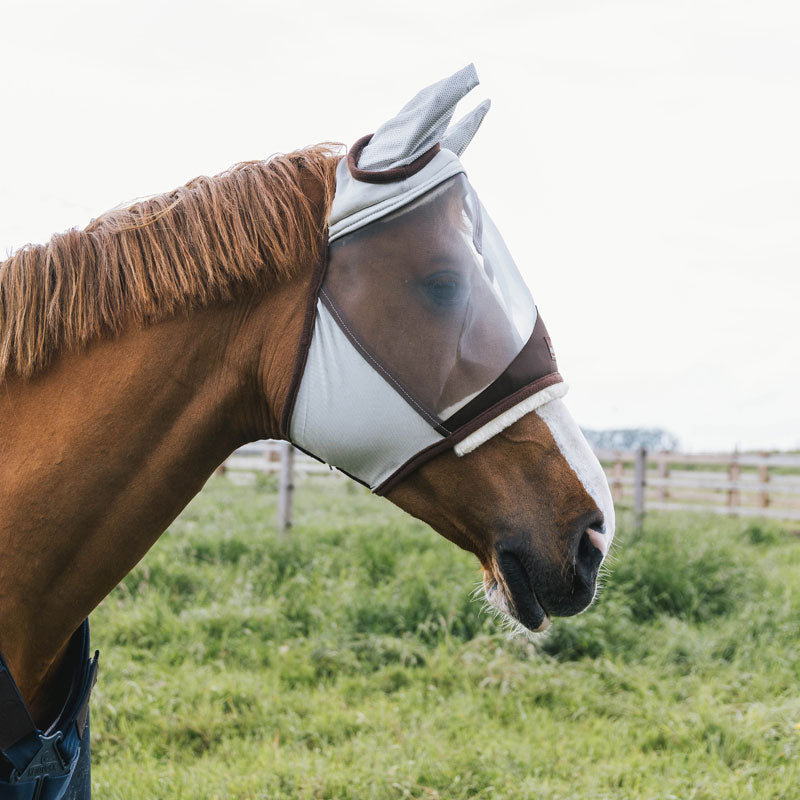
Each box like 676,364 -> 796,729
2,0 -> 798,451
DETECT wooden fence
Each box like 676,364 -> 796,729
596,448 -> 800,526
217,441 -> 339,536
218,442 -> 800,533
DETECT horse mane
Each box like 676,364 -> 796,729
0,144 -> 341,380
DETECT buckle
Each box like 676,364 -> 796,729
9,732 -> 70,784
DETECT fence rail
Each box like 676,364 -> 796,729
218,442 -> 800,532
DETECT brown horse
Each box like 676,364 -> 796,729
0,145 -> 612,746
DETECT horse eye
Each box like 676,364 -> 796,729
422,271 -> 466,308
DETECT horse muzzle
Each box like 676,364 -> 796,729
490,510 -> 608,632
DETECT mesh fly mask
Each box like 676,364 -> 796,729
284,65 -> 566,492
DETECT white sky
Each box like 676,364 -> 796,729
2,0 -> 798,451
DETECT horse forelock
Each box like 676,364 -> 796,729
0,144 -> 342,381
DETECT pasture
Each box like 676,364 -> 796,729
90,475 -> 800,799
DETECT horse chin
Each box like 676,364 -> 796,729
482,570 -> 551,635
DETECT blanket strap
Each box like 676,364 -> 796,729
0,620 -> 97,800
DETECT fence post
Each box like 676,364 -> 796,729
612,455 -> 624,503
657,457 -> 669,502
634,447 -> 647,532
277,442 -> 294,539
727,450 -> 740,515
758,453 -> 770,509
264,441 -> 279,474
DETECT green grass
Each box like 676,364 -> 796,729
90,476 -> 800,799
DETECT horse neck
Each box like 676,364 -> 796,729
0,272 -> 309,725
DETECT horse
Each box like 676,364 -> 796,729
0,66 -> 614,797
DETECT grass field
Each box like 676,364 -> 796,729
90,475 -> 800,799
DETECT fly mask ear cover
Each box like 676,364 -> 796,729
284,64 -> 565,493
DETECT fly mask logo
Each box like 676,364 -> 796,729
286,64 -> 565,492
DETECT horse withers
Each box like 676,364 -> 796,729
0,65 -> 614,797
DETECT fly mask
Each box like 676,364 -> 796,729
284,64 -> 567,493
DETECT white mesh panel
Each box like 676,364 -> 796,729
290,302 -> 444,489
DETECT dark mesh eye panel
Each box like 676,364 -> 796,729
322,174 -> 557,433
318,285 -> 449,435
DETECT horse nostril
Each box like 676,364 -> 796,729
586,527 -> 608,557
575,529 -> 605,590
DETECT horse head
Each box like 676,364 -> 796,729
285,65 -> 615,632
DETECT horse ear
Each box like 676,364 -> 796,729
357,63 -> 480,171
441,99 -> 491,156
